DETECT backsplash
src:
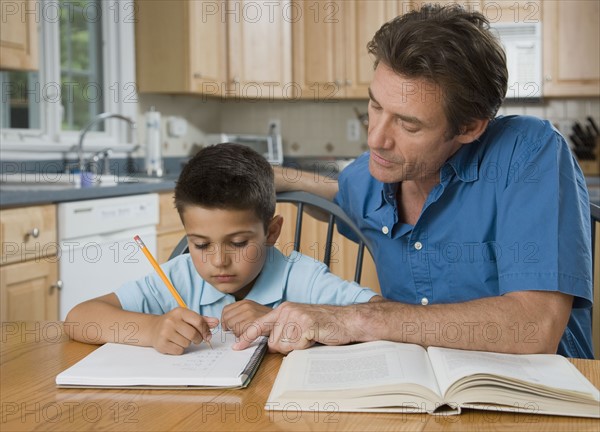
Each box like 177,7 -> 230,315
137,95 -> 600,159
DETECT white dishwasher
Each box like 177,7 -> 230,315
57,194 -> 160,320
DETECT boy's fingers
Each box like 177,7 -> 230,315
232,314 -> 273,350
180,310 -> 217,343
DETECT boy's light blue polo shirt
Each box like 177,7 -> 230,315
115,247 -> 377,319
334,115 -> 593,358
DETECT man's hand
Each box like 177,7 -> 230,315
233,302 -> 359,354
221,300 -> 272,337
149,308 -> 219,355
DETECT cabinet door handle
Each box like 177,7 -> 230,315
26,228 -> 40,239
50,280 -> 63,294
193,72 -> 202,79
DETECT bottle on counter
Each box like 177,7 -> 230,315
145,107 -> 163,177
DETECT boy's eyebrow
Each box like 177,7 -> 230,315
368,87 -> 426,127
187,231 -> 255,239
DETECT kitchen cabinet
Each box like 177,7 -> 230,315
542,0 -> 600,97
135,0 -> 227,94
156,192 -> 186,264
135,0 -> 291,98
275,202 -> 381,294
0,0 -> 39,70
292,0 -> 402,100
0,205 -> 59,321
226,0 -> 292,99
480,0 -> 541,23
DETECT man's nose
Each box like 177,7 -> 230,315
368,117 -> 393,150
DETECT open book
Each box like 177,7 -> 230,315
266,341 -> 600,418
56,331 -> 267,389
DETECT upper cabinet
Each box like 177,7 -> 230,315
0,0 -> 39,70
542,0 -> 600,97
480,0 -> 541,22
135,0 -> 599,99
136,0 -> 227,94
227,0 -> 292,99
292,0 -> 401,100
135,0 -> 291,98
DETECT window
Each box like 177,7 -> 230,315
59,0 -> 104,131
1,0 -> 137,150
0,70 -> 41,129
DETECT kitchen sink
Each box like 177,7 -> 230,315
0,172 -> 167,190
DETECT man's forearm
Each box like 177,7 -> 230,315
274,165 -> 339,200
341,291 -> 572,354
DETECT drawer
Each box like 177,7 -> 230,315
0,205 -> 57,265
157,191 -> 183,234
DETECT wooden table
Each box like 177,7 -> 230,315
1,322 -> 599,431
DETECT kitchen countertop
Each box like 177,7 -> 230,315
0,176 -> 178,208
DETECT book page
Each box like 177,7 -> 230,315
428,346 -> 600,398
56,331 -> 263,387
279,341 -> 442,396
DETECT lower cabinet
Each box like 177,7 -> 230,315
157,230 -> 187,263
0,204 -> 59,321
0,259 -> 59,322
156,192 -> 186,263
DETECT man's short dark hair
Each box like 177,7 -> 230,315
174,143 -> 275,231
367,3 -> 508,137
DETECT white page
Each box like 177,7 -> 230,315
428,346 -> 600,399
280,341 -> 442,396
56,331 -> 262,387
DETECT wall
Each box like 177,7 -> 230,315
138,94 -> 600,159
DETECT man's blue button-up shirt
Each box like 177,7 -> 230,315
335,115 -> 593,358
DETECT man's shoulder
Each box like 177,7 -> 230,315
482,115 -> 563,161
487,115 -> 558,145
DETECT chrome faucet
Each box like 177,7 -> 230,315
77,113 -> 136,173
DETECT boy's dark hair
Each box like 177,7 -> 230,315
367,4 -> 508,138
174,143 -> 275,231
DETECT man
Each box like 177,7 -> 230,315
234,4 -> 593,358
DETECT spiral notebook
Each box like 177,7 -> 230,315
56,331 -> 267,389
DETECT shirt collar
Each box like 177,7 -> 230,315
245,247 -> 287,306
443,140 -> 481,183
199,280 -> 227,305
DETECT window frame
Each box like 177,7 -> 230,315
0,0 -> 138,155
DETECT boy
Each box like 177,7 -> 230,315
65,144 -> 380,355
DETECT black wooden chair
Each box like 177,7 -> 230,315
169,191 -> 374,283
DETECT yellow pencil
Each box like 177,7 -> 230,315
134,235 -> 212,349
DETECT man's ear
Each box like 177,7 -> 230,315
455,118 -> 489,144
266,215 -> 283,246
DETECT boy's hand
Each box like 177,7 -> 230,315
150,308 -> 219,355
221,300 -> 272,337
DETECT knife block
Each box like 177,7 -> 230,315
577,137 -> 600,177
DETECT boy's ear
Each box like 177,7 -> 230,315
266,215 -> 283,246
455,118 -> 489,144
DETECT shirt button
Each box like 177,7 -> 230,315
414,241 -> 423,250
421,297 -> 429,306
382,226 -> 389,235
